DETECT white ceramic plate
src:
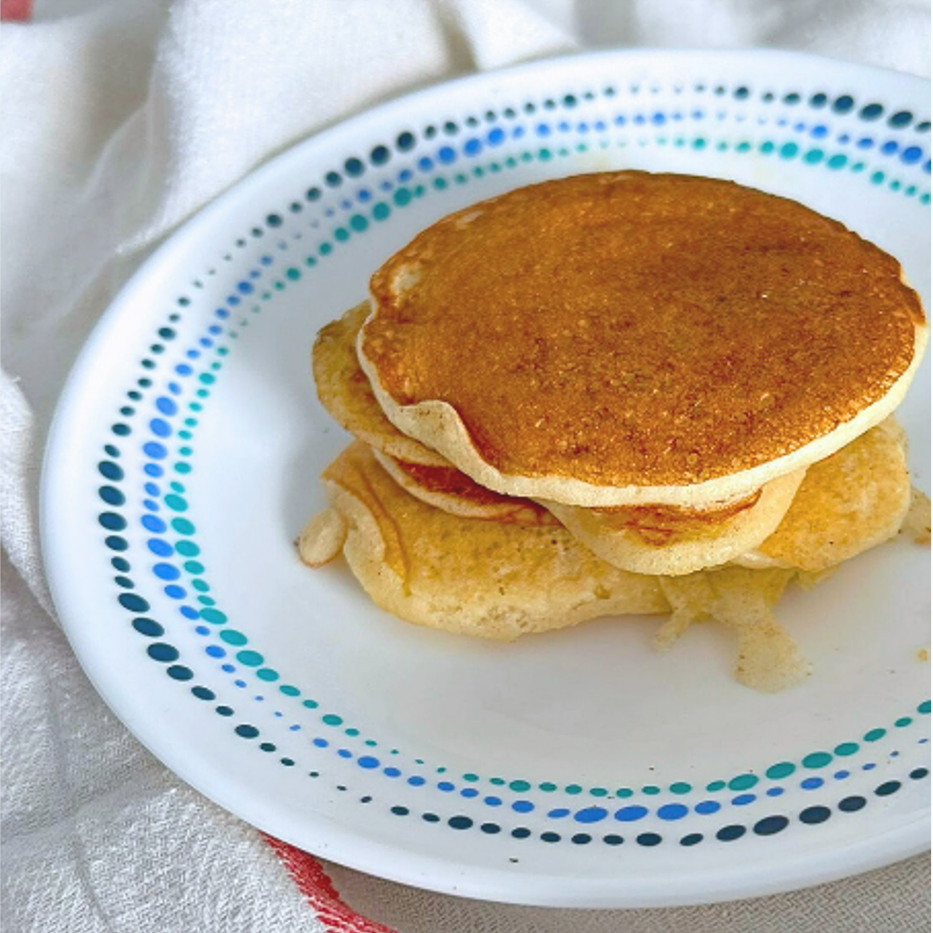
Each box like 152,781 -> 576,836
42,50 -> 931,908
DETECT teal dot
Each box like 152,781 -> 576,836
256,668 -> 279,682
642,785 -> 661,795
184,418 -> 197,427
509,780 -> 531,792
302,699 -> 319,709
174,463 -> 192,475
706,780 -> 726,792
804,148 -> 823,163
871,171 -> 885,184
183,560 -> 205,574
178,431 -> 192,441
210,362 -> 221,372
164,494 -> 187,512
921,193 -> 931,205
197,596 -> 215,606
472,165 -> 485,177
615,787 -> 633,798
236,650 -> 264,667
462,773 -> 479,782
175,541 -> 199,557
191,579 -> 210,592
393,188 -> 411,206
345,728 -> 359,737
906,185 -> 917,196
895,717 -> 913,727
565,784 -> 583,795
716,141 -> 728,152
505,157 -> 517,167
349,214 -> 368,232
433,178 -> 448,190
279,685 -> 300,697
918,701 -> 931,714
827,154 -> 847,170
334,227 -> 349,242
322,714 -> 343,726
490,777 -> 506,786
728,774 -> 759,791
219,629 -> 248,646
736,141 -> 751,152
285,267 -> 301,280
834,742 -> 859,756
766,762 -> 795,779
670,782 -> 692,794
538,782 -> 557,792
372,202 -> 390,220
319,242 -> 332,256
779,142 -> 798,159
172,518 -> 195,535
537,148 -> 552,160
802,752 -> 833,769
692,137 -> 707,150
305,256 -> 317,266
200,608 -> 227,624
889,180 -> 901,191
864,728 -> 886,742
760,140 -> 775,154
590,787 -> 608,797
366,740 -> 378,747
189,402 -> 202,412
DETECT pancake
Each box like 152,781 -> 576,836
540,468 -> 805,576
360,171 -> 927,508
373,450 -> 556,525
299,441 -> 669,640
313,302 -> 447,467
735,418 -> 912,572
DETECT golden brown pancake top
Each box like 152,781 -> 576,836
363,172 -> 925,489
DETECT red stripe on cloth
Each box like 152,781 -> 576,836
1,0 -> 32,21
264,835 -> 399,933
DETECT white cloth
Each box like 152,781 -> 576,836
2,1 -> 930,931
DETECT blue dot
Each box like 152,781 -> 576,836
811,125 -> 828,138
149,418 -> 171,437
312,737 -> 328,748
801,777 -> 824,790
336,749 -> 352,759
615,806 -> 648,822
237,281 -> 254,294
463,138 -> 481,156
732,794 -> 756,805
383,767 -> 401,777
358,756 -> 380,769
142,499 -> 159,512
164,585 -> 186,599
176,364 -> 193,376
180,606 -> 199,619
438,782 -> 455,792
863,763 -> 876,771
461,787 -> 479,798
147,539 -> 173,557
144,463 -> 163,477
881,140 -> 898,154
417,156 -> 433,171
144,482 -> 160,496
186,349 -> 201,360
512,800 -> 534,813
574,806 -> 608,823
547,808 -> 570,819
902,145 -> 923,163
651,112 -> 666,125
408,775 -> 426,786
143,441 -> 167,459
141,515 -> 167,533
535,123 -> 551,137
695,800 -> 721,814
195,626 -> 209,635
153,562 -> 180,580
438,146 -> 456,163
168,381 -> 182,393
484,796 -> 502,806
766,787 -> 784,797
834,770 -> 850,780
487,128 -> 505,145
206,646 -> 225,658
657,804 -> 689,820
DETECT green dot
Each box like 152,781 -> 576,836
349,214 -> 368,232
256,668 -> 279,682
174,462 -> 192,474
779,142 -> 798,159
509,780 -> 531,792
766,761 -> 796,779
334,227 -> 349,242
538,782 -> 557,792
219,629 -> 247,646
670,782 -> 692,794
462,773 -> 479,782
615,788 -> 633,798
692,137 -> 707,150
164,494 -> 187,512
489,777 -> 506,786
171,518 -> 195,535
236,650 -> 263,667
565,784 -> 583,795
802,752 -> 833,769
760,140 -> 775,154
834,742 -> 859,756
804,148 -> 823,163
280,685 -> 300,697
433,178 -> 448,190
191,579 -> 210,592
918,701 -> 931,714
200,608 -> 227,624
393,188 -> 411,207
864,728 -> 886,742
322,714 -> 343,726
285,267 -> 301,280
727,774 -> 758,791
895,717 -> 913,727
706,780 -> 726,792
372,202 -> 390,220
175,540 -> 199,557
642,785 -> 661,795
590,787 -> 608,797
870,171 -> 885,184
827,153 -> 847,169
302,699 -> 319,709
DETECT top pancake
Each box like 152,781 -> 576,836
360,171 -> 927,507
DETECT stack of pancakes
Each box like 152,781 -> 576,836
299,172 -> 928,691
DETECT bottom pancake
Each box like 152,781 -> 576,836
300,442 -> 669,640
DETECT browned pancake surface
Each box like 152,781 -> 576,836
363,172 -> 924,488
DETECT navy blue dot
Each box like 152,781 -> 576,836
890,110 -> 913,127
540,831 -> 561,843
98,486 -> 125,506
104,444 -> 120,457
571,833 -> 591,844
111,557 -> 130,572
753,816 -> 788,835
716,824 -> 746,841
809,92 -> 828,108
118,593 -> 149,612
603,834 -> 624,846
114,576 -> 134,589
216,706 -> 234,716
448,816 -> 473,830
421,812 -> 439,822
800,806 -> 832,824
636,833 -> 662,847
481,822 -> 501,834
98,461 -> 124,481
511,827 -> 531,839
875,781 -> 901,796
235,724 -> 259,739
344,157 -> 364,177
391,806 -> 409,816
105,536 -> 128,551
910,768 -> 929,780
266,214 -> 283,228
324,171 -> 341,187
839,796 -> 866,812
680,833 -> 703,846
167,665 -> 193,681
397,132 -> 415,151
259,742 -> 276,752
132,617 -> 163,637
148,643 -> 179,662
112,423 -> 131,436
99,512 -> 126,531
370,145 -> 390,165
306,187 -> 321,201
832,95 -> 854,113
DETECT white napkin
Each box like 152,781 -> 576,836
2,1 -> 930,931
